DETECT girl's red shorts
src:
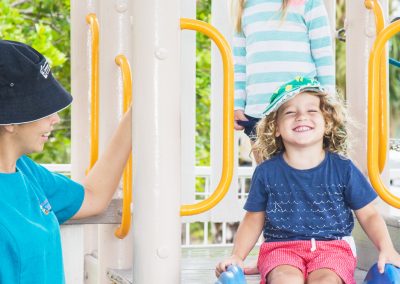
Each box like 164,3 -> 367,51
257,238 -> 357,284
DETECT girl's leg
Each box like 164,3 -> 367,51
267,265 -> 304,284
307,268 -> 343,284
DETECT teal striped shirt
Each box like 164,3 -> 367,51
234,0 -> 335,118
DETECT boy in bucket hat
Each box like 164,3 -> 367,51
0,40 -> 132,284
217,77 -> 400,284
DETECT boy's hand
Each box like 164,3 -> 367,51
234,110 -> 247,130
215,254 -> 244,277
377,248 -> 400,273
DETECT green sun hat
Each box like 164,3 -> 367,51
263,76 -> 326,116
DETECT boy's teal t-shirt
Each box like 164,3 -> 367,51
0,156 -> 84,283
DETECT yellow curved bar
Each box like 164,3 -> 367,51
86,14 -> 100,172
179,18 -> 234,216
114,55 -> 133,238
365,0 -> 388,172
368,20 -> 400,208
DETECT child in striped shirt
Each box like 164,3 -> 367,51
233,0 -> 335,162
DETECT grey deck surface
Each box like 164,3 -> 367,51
107,247 -> 367,283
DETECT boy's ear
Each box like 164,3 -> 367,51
275,126 -> 280,137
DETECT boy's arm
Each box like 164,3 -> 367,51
216,211 -> 265,276
355,202 -> 400,272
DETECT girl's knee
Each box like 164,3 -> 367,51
267,265 -> 304,284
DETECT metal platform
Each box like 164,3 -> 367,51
107,247 -> 367,284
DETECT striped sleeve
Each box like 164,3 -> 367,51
233,31 -> 247,110
305,0 -> 335,93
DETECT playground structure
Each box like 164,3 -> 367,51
43,0 -> 400,283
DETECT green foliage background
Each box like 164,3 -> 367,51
336,0 -> 346,97
389,1 -> 400,137
196,0 -> 212,166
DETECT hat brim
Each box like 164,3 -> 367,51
0,74 -> 72,125
263,86 -> 325,116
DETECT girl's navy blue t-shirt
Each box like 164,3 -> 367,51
244,152 -> 377,241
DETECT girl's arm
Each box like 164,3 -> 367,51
233,30 -> 248,130
355,202 -> 400,272
304,0 -> 335,92
72,107 -> 132,219
216,211 -> 265,276
233,31 -> 247,112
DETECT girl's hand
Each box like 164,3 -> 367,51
215,254 -> 244,277
234,110 -> 247,130
377,248 -> 400,273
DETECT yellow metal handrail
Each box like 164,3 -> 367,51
86,13 -> 100,172
179,18 -> 234,216
368,20 -> 400,208
365,0 -> 388,172
114,55 -> 133,238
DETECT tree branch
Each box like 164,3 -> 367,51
11,0 -> 32,8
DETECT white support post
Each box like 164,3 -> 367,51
180,0 -> 198,223
131,0 -> 182,283
69,1 -> 99,283
346,0 -> 375,174
97,1 -> 133,283
346,0 -> 391,214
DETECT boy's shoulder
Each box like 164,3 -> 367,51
329,151 -> 348,160
258,154 -> 282,169
329,152 -> 350,162
327,152 -> 356,171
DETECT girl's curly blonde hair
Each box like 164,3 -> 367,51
253,91 -> 349,162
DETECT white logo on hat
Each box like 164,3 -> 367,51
40,61 -> 51,79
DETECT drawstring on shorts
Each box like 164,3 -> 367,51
310,238 -> 316,252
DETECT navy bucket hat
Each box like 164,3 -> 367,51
0,40 -> 72,125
